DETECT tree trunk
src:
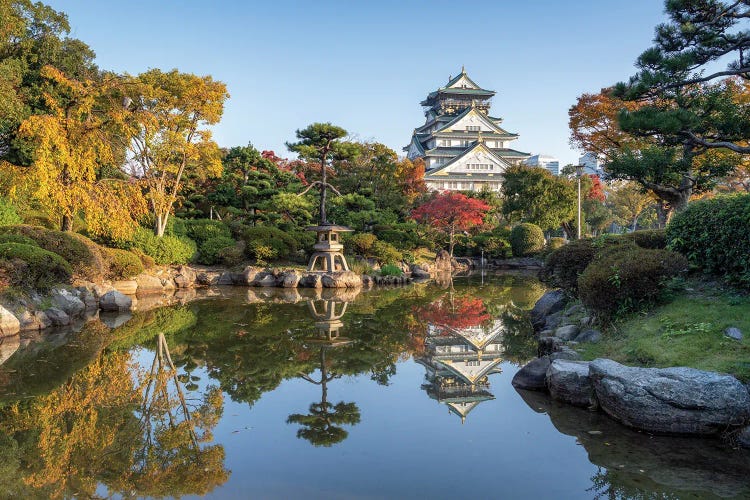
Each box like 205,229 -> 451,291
561,222 -> 575,240
61,214 -> 73,232
449,226 -> 455,258
320,158 -> 327,224
155,212 -> 169,237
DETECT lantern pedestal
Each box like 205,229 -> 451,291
305,224 -> 354,272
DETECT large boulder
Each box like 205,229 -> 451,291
589,359 -> 750,435
238,266 -> 262,286
18,310 -> 51,331
44,307 -> 70,326
299,273 -> 323,288
434,250 -> 453,272
279,270 -> 301,288
575,329 -> 602,343
113,280 -> 138,295
554,324 -> 579,341
99,290 -> 133,312
0,305 -> 20,336
511,356 -> 551,391
530,289 -> 567,329
547,360 -> 595,408
252,272 -> 279,287
135,274 -> 164,294
321,271 -> 362,289
173,265 -> 197,288
50,289 -> 85,318
409,263 -> 431,279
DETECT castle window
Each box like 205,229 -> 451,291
466,125 -> 480,132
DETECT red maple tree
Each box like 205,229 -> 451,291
416,296 -> 492,332
411,191 -> 490,256
586,174 -> 606,202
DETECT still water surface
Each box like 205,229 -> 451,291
0,273 -> 748,499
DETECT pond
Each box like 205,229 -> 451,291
0,272 -> 749,499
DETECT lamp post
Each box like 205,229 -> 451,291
575,164 -> 585,239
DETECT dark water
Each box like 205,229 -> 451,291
0,273 -> 748,499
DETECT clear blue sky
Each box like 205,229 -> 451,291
49,0 -> 666,166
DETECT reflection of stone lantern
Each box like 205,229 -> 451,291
305,299 -> 351,346
306,224 -> 354,272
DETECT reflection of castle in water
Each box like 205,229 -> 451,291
417,319 -> 505,423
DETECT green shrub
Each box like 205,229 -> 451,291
217,244 -> 244,267
0,234 -> 37,246
198,236 -> 237,265
509,223 -> 545,257
374,223 -> 424,251
470,230 -> 512,259
372,240 -> 402,265
346,233 -> 377,256
102,247 -> 144,280
622,228 -> 667,249
130,248 -> 156,269
0,225 -> 105,280
0,198 -> 21,226
578,247 -> 688,319
379,264 -> 403,276
247,241 -> 276,265
547,237 -> 566,250
126,227 -> 197,265
184,219 -> 231,245
241,226 -> 298,261
0,243 -> 72,290
667,195 -> 750,286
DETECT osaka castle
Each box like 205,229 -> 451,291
404,67 -> 530,192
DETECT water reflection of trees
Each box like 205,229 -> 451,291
0,333 -> 229,499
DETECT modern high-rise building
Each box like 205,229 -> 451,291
404,67 -> 530,192
578,152 -> 602,176
523,154 -> 560,176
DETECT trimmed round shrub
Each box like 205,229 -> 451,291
346,233 -> 377,256
578,247 -> 688,319
0,225 -> 105,280
547,237 -> 566,251
509,223 -> 545,257
184,219 -> 231,245
471,232 -> 511,259
622,228 -> 667,249
217,244 -> 244,267
0,243 -> 72,290
242,226 -> 298,261
0,198 -> 21,226
198,236 -> 237,265
126,227 -> 197,265
372,240 -> 403,265
0,234 -> 37,246
667,195 -> 750,287
102,247 -> 144,280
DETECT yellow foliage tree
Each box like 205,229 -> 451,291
123,69 -> 228,236
12,65 -> 146,238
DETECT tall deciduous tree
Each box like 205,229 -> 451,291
501,165 -> 576,236
607,181 -> 655,230
286,123 -> 357,224
13,65 -> 145,236
124,69 -> 228,236
411,191 -> 490,257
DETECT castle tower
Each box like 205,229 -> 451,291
404,67 -> 530,192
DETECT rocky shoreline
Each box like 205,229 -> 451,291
513,289 -> 750,448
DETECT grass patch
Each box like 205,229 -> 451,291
578,280 -> 750,382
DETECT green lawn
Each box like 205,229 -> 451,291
577,279 -> 750,382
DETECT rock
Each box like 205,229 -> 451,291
135,274 -> 164,294
50,289 -> 85,318
530,289 -> 567,328
299,273 -> 323,288
434,250 -> 453,272
99,290 -> 133,312
409,263 -> 431,279
44,307 -> 70,326
92,283 -> 115,299
0,305 -> 20,336
554,324 -> 579,341
550,347 -> 582,361
321,271 -> 362,288
589,359 -> 750,435
580,316 -> 592,327
216,272 -> 235,285
575,329 -> 602,343
173,265 -> 196,288
77,288 -> 98,310
253,273 -> 279,287
279,271 -> 301,288
18,310 -> 50,331
543,311 -> 563,331
239,266 -> 262,286
511,356 -> 551,391
361,274 -> 374,287
547,360 -> 595,408
563,303 -> 585,318
113,280 -> 138,295
738,426 -> 750,449
161,278 -> 176,290
725,327 -> 743,341
196,272 -> 214,286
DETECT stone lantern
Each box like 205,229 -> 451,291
305,223 -> 353,272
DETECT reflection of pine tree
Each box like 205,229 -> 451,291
287,348 -> 361,447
